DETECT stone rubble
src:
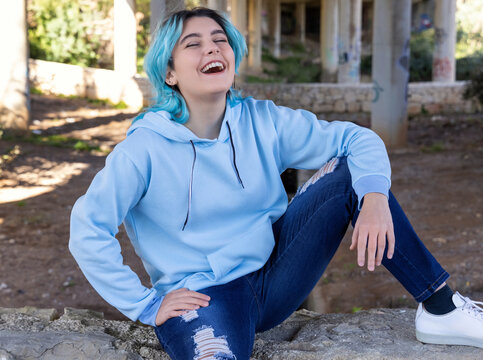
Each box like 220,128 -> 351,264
1,307 -> 482,359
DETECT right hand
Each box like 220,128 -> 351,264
155,288 -> 210,326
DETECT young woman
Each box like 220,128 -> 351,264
69,7 -> 483,359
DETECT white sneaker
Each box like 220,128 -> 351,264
415,291 -> 483,348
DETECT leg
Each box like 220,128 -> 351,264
248,156 -> 449,332
154,277 -> 257,360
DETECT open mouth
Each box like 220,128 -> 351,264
201,61 -> 225,74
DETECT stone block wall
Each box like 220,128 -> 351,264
240,82 -> 481,115
29,59 -> 481,115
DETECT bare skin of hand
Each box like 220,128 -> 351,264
350,192 -> 395,271
155,288 -> 210,326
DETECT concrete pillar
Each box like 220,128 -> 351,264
295,1 -> 306,44
207,0 -> 227,12
337,0 -> 361,83
371,0 -> 411,148
150,0 -> 165,36
231,0 -> 248,36
114,0 -> 137,76
269,0 -> 281,57
230,0 -> 248,73
320,0 -> 338,82
248,0 -> 262,71
0,0 -> 29,134
150,0 -> 185,37
432,0 -> 456,82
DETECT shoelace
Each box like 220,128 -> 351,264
457,292 -> 483,320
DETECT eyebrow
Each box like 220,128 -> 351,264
179,29 -> 226,45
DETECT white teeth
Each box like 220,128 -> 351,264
201,62 -> 224,73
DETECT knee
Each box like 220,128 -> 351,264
294,157 -> 352,200
193,325 -> 237,360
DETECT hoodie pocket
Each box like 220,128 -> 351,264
205,222 -> 275,281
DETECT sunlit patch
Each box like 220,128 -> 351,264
0,186 -> 55,204
293,157 -> 339,199
193,326 -> 236,360
0,160 -> 88,204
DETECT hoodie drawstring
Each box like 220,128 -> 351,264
226,121 -> 245,189
182,140 -> 196,231
182,123 -> 244,231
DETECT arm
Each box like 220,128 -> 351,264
265,100 -> 393,270
266,101 -> 391,206
69,149 -> 160,324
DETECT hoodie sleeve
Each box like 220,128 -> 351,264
265,100 -> 391,205
69,149 -> 161,326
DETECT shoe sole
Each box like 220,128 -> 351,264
416,330 -> 483,349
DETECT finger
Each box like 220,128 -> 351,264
357,228 -> 368,267
169,289 -> 210,302
166,302 -> 202,312
350,225 -> 359,251
187,290 -> 211,301
178,292 -> 211,305
169,309 -> 192,318
387,226 -> 395,259
167,294 -> 210,308
367,231 -> 378,271
375,230 -> 386,266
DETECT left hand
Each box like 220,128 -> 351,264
350,192 -> 395,271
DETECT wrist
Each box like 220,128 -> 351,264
363,192 -> 388,203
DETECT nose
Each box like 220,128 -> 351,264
206,44 -> 220,55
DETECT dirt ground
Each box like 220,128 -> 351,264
0,94 -> 482,321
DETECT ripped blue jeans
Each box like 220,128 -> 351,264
154,157 -> 449,359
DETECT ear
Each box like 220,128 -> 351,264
165,69 -> 178,86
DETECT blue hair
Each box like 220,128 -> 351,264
136,7 -> 248,124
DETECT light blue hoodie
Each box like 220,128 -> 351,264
69,97 -> 391,327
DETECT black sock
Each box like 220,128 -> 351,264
422,284 -> 456,315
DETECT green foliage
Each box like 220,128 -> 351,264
259,47 -> 321,83
136,0 -> 151,74
422,142 -> 445,153
28,0 -> 111,67
30,87 -> 44,95
456,54 -> 483,81
455,0 -> 483,58
3,133 -> 100,152
464,69 -> 483,106
409,29 -> 434,82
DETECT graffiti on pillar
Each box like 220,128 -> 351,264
433,57 -> 452,79
397,39 -> 410,103
339,52 -> 349,65
372,79 -> 384,103
338,39 -> 349,65
434,27 -> 448,46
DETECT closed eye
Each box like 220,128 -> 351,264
186,43 -> 199,48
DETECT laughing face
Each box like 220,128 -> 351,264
165,16 -> 236,105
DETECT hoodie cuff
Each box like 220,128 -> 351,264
138,295 -> 164,327
353,175 -> 390,209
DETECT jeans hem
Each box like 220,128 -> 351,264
414,271 -> 450,303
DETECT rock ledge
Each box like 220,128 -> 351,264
0,307 -> 481,359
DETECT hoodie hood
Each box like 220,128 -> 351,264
127,101 -> 245,231
127,101 -> 243,144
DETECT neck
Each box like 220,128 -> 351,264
183,94 -> 227,139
